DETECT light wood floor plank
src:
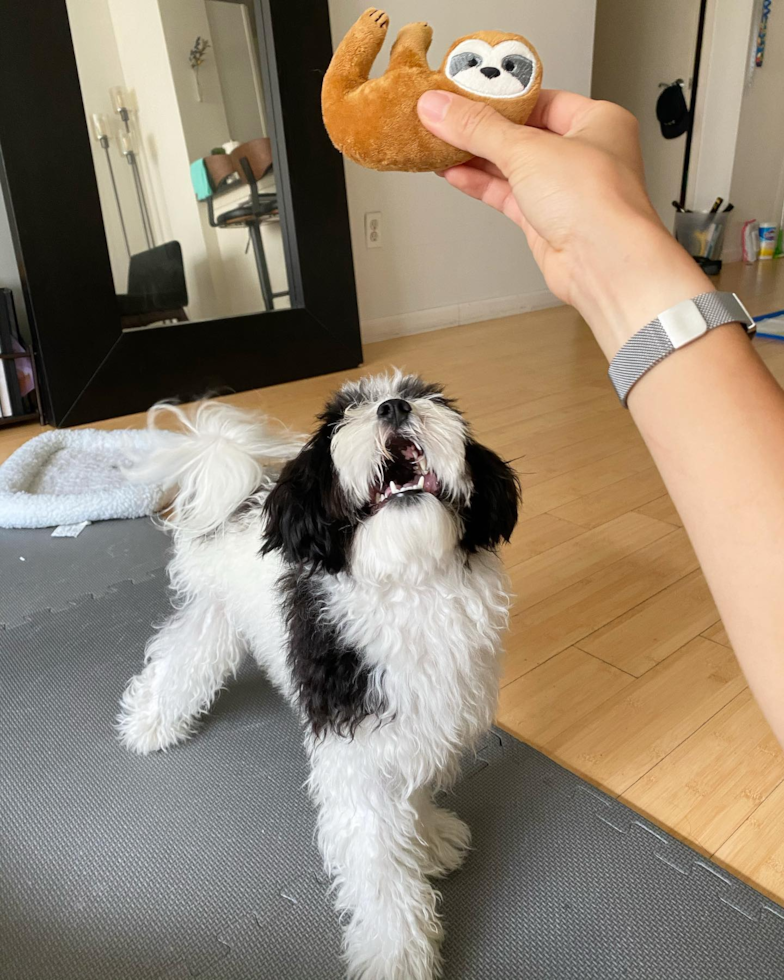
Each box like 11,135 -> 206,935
544,637 -> 746,795
496,404 -> 635,464
702,621 -> 731,648
577,568 -> 719,676
502,528 -> 700,684
516,445 -> 655,519
622,690 -> 784,857
634,494 -> 683,527
502,513 -> 584,568
514,424 -> 647,488
550,466 -> 667,529
498,647 -> 634,748
507,512 -> 673,610
715,779 -> 784,903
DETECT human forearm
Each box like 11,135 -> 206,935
627,320 -> 784,741
572,216 -> 716,359
575,224 -> 784,739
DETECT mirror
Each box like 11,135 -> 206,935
66,0 -> 292,329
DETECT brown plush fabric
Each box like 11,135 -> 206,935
322,9 -> 543,173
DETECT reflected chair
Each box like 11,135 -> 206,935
207,145 -> 289,313
117,241 -> 189,329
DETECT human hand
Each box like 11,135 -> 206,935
417,89 -> 712,358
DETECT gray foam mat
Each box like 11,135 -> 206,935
2,525 -> 784,979
0,518 -> 169,629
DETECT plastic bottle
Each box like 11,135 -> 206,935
759,222 -> 777,260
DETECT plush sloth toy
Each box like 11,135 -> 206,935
322,8 -> 543,172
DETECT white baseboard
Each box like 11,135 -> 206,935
361,289 -> 562,344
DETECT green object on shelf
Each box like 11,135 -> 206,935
190,158 -> 212,201
774,227 -> 783,259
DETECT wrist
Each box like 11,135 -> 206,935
570,215 -> 715,360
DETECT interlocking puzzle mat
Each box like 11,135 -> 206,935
1,519 -> 782,979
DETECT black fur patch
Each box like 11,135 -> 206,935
261,411 -> 355,574
282,571 -> 386,738
460,440 -> 521,552
396,376 -> 449,402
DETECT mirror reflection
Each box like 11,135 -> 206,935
66,0 -> 292,328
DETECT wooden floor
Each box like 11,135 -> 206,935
4,260 -> 784,902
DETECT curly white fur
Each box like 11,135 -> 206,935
117,381 -> 513,980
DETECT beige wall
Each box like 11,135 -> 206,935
725,4 -> 784,260
109,0 -> 227,320
327,0 -> 597,341
65,0 -> 147,290
687,0 -> 755,216
592,0 -> 702,227
158,0 -> 232,162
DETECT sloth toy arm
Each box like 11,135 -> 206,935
388,21 -> 434,72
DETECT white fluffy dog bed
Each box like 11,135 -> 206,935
0,429 -> 174,529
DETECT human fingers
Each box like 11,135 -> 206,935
525,88 -> 597,134
418,91 -> 527,173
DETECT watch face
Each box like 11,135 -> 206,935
658,298 -> 709,349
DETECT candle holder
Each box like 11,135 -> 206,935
91,113 -> 130,258
110,87 -> 155,249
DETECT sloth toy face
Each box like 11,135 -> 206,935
322,11 -> 543,172
446,38 -> 538,99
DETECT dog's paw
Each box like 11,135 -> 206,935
116,672 -> 193,754
345,918 -> 443,980
424,806 -> 471,878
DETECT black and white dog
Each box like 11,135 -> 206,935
118,371 -> 519,980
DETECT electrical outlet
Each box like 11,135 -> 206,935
365,211 -> 382,249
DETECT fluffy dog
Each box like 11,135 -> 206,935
118,371 -> 519,980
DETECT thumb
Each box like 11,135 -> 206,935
417,90 -> 522,170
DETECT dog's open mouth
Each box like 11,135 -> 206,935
370,436 -> 440,513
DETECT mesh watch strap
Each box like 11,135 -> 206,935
608,291 -> 756,406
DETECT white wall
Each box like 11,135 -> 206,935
65,0 -> 147,289
158,0 -> 231,162
725,2 -> 784,260
326,0 -> 597,341
687,0 -> 755,217
109,0 -> 224,320
592,0 -> 702,227
207,0 -> 267,141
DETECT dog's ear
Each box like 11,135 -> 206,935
261,425 -> 351,573
461,440 -> 521,552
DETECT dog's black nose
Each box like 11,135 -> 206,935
481,66 -> 501,79
377,398 -> 412,428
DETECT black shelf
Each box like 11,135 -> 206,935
0,344 -> 42,427
0,411 -> 38,428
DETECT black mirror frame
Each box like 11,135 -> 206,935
0,0 -> 362,426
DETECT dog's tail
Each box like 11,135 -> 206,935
131,400 -> 304,537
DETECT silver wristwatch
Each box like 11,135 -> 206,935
608,291 -> 756,406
